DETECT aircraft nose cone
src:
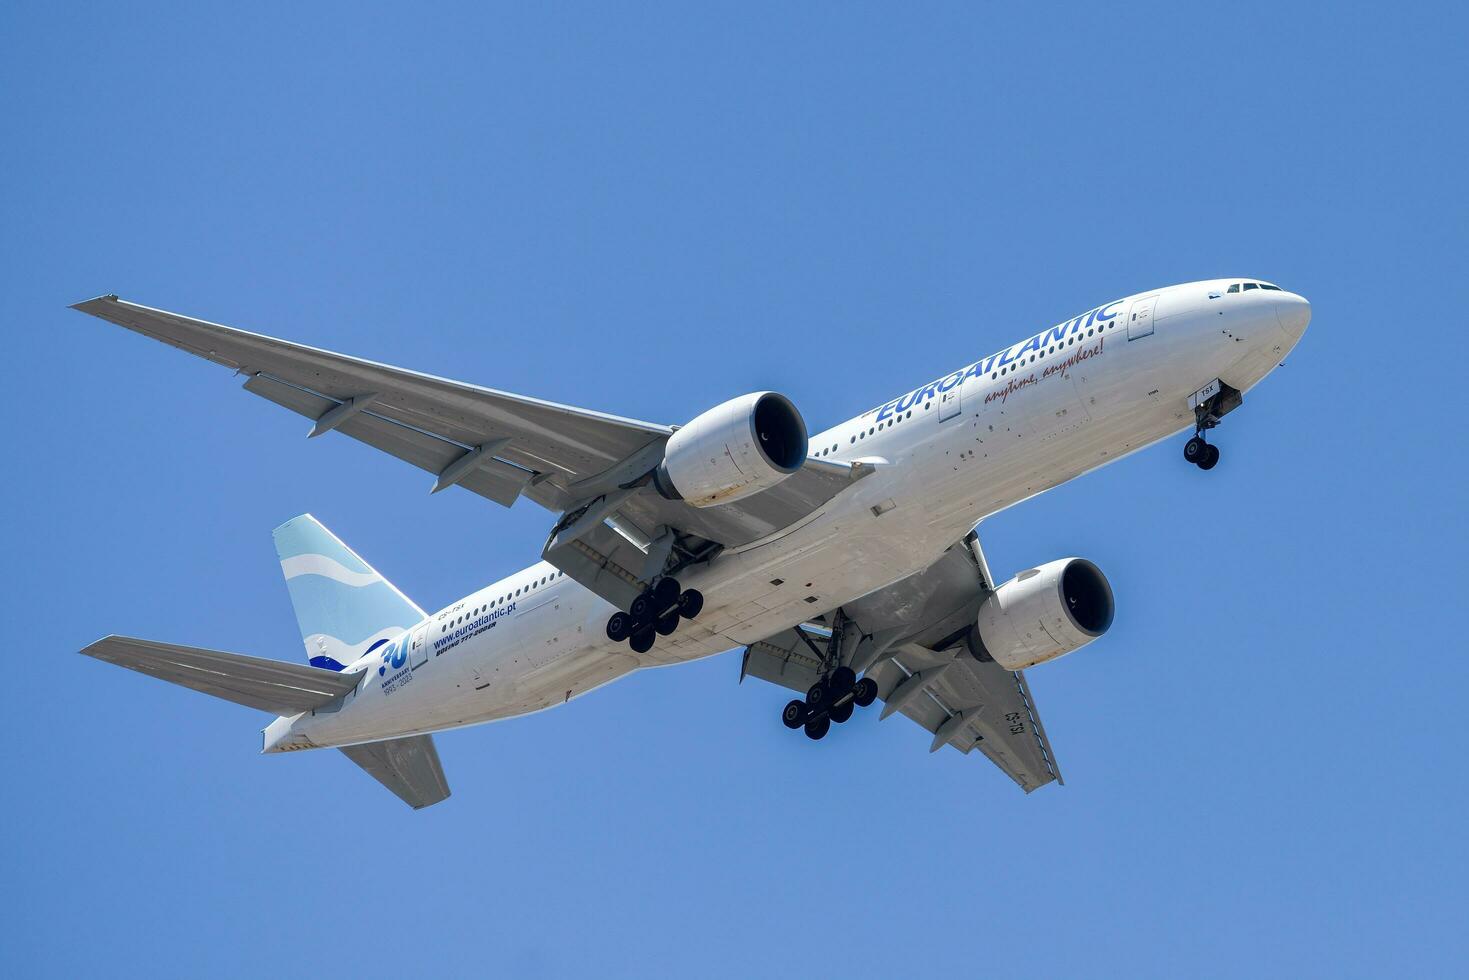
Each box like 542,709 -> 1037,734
1275,293 -> 1311,337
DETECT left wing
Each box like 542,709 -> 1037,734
743,629 -> 1061,793
741,531 -> 1062,793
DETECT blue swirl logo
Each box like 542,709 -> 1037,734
378,636 -> 408,675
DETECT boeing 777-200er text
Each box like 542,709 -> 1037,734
74,279 -> 1309,808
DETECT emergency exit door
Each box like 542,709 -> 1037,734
1126,295 -> 1157,340
938,380 -> 963,421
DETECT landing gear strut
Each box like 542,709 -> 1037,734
1184,379 -> 1241,471
779,616 -> 881,740
606,577 -> 704,653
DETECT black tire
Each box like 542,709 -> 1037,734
830,666 -> 856,693
605,612 -> 631,642
655,612 -> 679,636
630,593 -> 652,621
1199,444 -> 1221,470
853,677 -> 878,708
805,681 -> 828,709
782,700 -> 807,729
654,577 -> 681,611
830,701 -> 854,724
677,589 -> 704,620
1183,436 -> 1207,464
804,716 -> 830,740
629,629 -> 655,654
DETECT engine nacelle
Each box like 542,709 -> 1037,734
653,392 -> 808,507
974,558 -> 1114,670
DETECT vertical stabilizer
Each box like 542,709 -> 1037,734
272,515 -> 425,671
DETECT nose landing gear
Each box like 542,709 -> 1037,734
605,577 -> 704,654
1183,435 -> 1220,470
1184,378 -> 1241,471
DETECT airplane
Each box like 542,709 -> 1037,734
73,278 -> 1310,808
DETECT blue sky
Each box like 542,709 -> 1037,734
3,2 -> 1465,976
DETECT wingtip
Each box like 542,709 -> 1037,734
79,634 -> 123,657
69,294 -> 120,313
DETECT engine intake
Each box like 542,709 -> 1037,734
653,392 -> 808,507
974,558 -> 1114,670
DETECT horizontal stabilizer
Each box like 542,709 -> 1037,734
81,636 -> 361,715
340,736 -> 451,810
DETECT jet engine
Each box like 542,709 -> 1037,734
974,558 -> 1114,670
653,392 -> 808,507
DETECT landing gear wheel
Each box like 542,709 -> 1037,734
629,629 -> 655,655
805,680 -> 829,710
677,589 -> 704,620
653,577 -> 681,611
853,677 -> 878,708
1199,444 -> 1220,470
655,612 -> 679,636
1183,436 -> 1207,465
605,612 -> 631,642
782,700 -> 807,729
830,701 -> 854,724
630,593 -> 652,621
830,666 -> 856,694
804,716 -> 830,740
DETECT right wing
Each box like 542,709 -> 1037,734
73,296 -> 872,609
71,295 -> 670,511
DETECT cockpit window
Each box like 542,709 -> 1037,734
1259,283 -> 1282,291
1243,282 -> 1258,291
1227,283 -> 1240,293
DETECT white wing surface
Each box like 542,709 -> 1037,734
72,296 -> 865,552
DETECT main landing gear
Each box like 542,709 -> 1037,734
781,666 -> 880,741
605,577 -> 704,654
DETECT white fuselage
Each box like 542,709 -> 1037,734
264,279 -> 1309,753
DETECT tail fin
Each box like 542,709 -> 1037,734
272,515 -> 425,671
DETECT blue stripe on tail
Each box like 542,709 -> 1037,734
273,515 -> 425,671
